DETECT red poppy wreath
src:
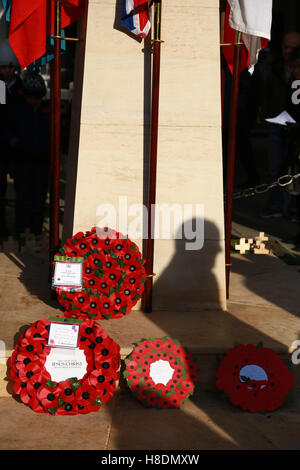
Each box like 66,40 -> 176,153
8,316 -> 120,415
216,344 -> 294,413
123,337 -> 198,409
55,226 -> 147,320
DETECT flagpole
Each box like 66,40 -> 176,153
220,0 -> 226,122
224,29 -> 242,299
49,0 -> 62,265
143,0 -> 162,313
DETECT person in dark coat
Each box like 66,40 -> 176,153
6,72 -> 50,236
0,39 -> 24,235
260,32 -> 300,219
284,47 -> 300,249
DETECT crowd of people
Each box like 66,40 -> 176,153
224,31 -> 300,250
0,40 -> 50,238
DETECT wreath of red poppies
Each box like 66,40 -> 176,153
8,316 -> 120,415
123,337 -> 198,409
216,344 -> 294,413
55,227 -> 147,320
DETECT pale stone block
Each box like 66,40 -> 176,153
66,0 -> 226,310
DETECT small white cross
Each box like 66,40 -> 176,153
255,232 -> 268,243
253,232 -> 270,254
235,238 -> 253,254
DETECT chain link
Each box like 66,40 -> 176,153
232,172 -> 300,200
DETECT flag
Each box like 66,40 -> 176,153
8,0 -> 85,70
223,0 -> 272,74
121,0 -> 152,38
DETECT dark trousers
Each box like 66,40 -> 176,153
13,153 -> 49,235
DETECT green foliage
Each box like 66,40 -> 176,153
93,396 -> 103,406
46,379 -> 57,389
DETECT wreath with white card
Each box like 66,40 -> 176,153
8,316 -> 120,415
54,226 -> 147,320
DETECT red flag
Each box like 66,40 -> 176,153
8,0 -> 85,69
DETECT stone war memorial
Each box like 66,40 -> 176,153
1,0 -> 300,453
64,0 -> 226,312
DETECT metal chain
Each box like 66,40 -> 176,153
232,172 -> 300,200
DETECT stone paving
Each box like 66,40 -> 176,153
0,244 -> 300,450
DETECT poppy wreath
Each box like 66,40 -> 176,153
55,226 -> 147,320
8,316 -> 121,415
216,344 -> 295,413
123,337 -> 198,409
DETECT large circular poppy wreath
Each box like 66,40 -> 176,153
216,344 -> 294,413
8,317 -> 120,415
55,226 -> 147,320
123,337 -> 198,409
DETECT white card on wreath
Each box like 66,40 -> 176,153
53,261 -> 83,287
45,347 -> 87,382
48,322 -> 80,349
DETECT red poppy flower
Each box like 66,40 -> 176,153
102,256 -> 119,274
118,283 -> 135,303
72,292 -> 90,310
88,252 -> 103,270
84,296 -> 100,316
8,348 -> 18,369
122,258 -> 143,276
58,380 -> 76,403
109,292 -> 127,311
24,327 -> 48,344
15,352 -> 40,371
108,238 -> 129,256
56,401 -> 79,415
97,278 -> 114,295
73,231 -> 85,240
98,383 -> 117,404
18,337 -> 45,356
37,385 -> 60,408
86,231 -> 104,249
145,391 -> 161,407
62,245 -> 79,257
72,239 -> 91,255
94,337 -> 120,362
88,369 -> 119,390
28,396 -> 45,413
122,270 -> 142,290
18,361 -> 42,383
216,344 -> 295,413
156,397 -> 173,409
35,318 -> 51,335
82,259 -> 94,278
83,275 -> 100,290
26,373 -> 50,397
75,381 -> 98,407
13,378 -> 32,404
123,242 -> 143,260
98,298 -> 113,317
104,267 -> 123,288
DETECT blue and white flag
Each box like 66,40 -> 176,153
121,0 -> 152,38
